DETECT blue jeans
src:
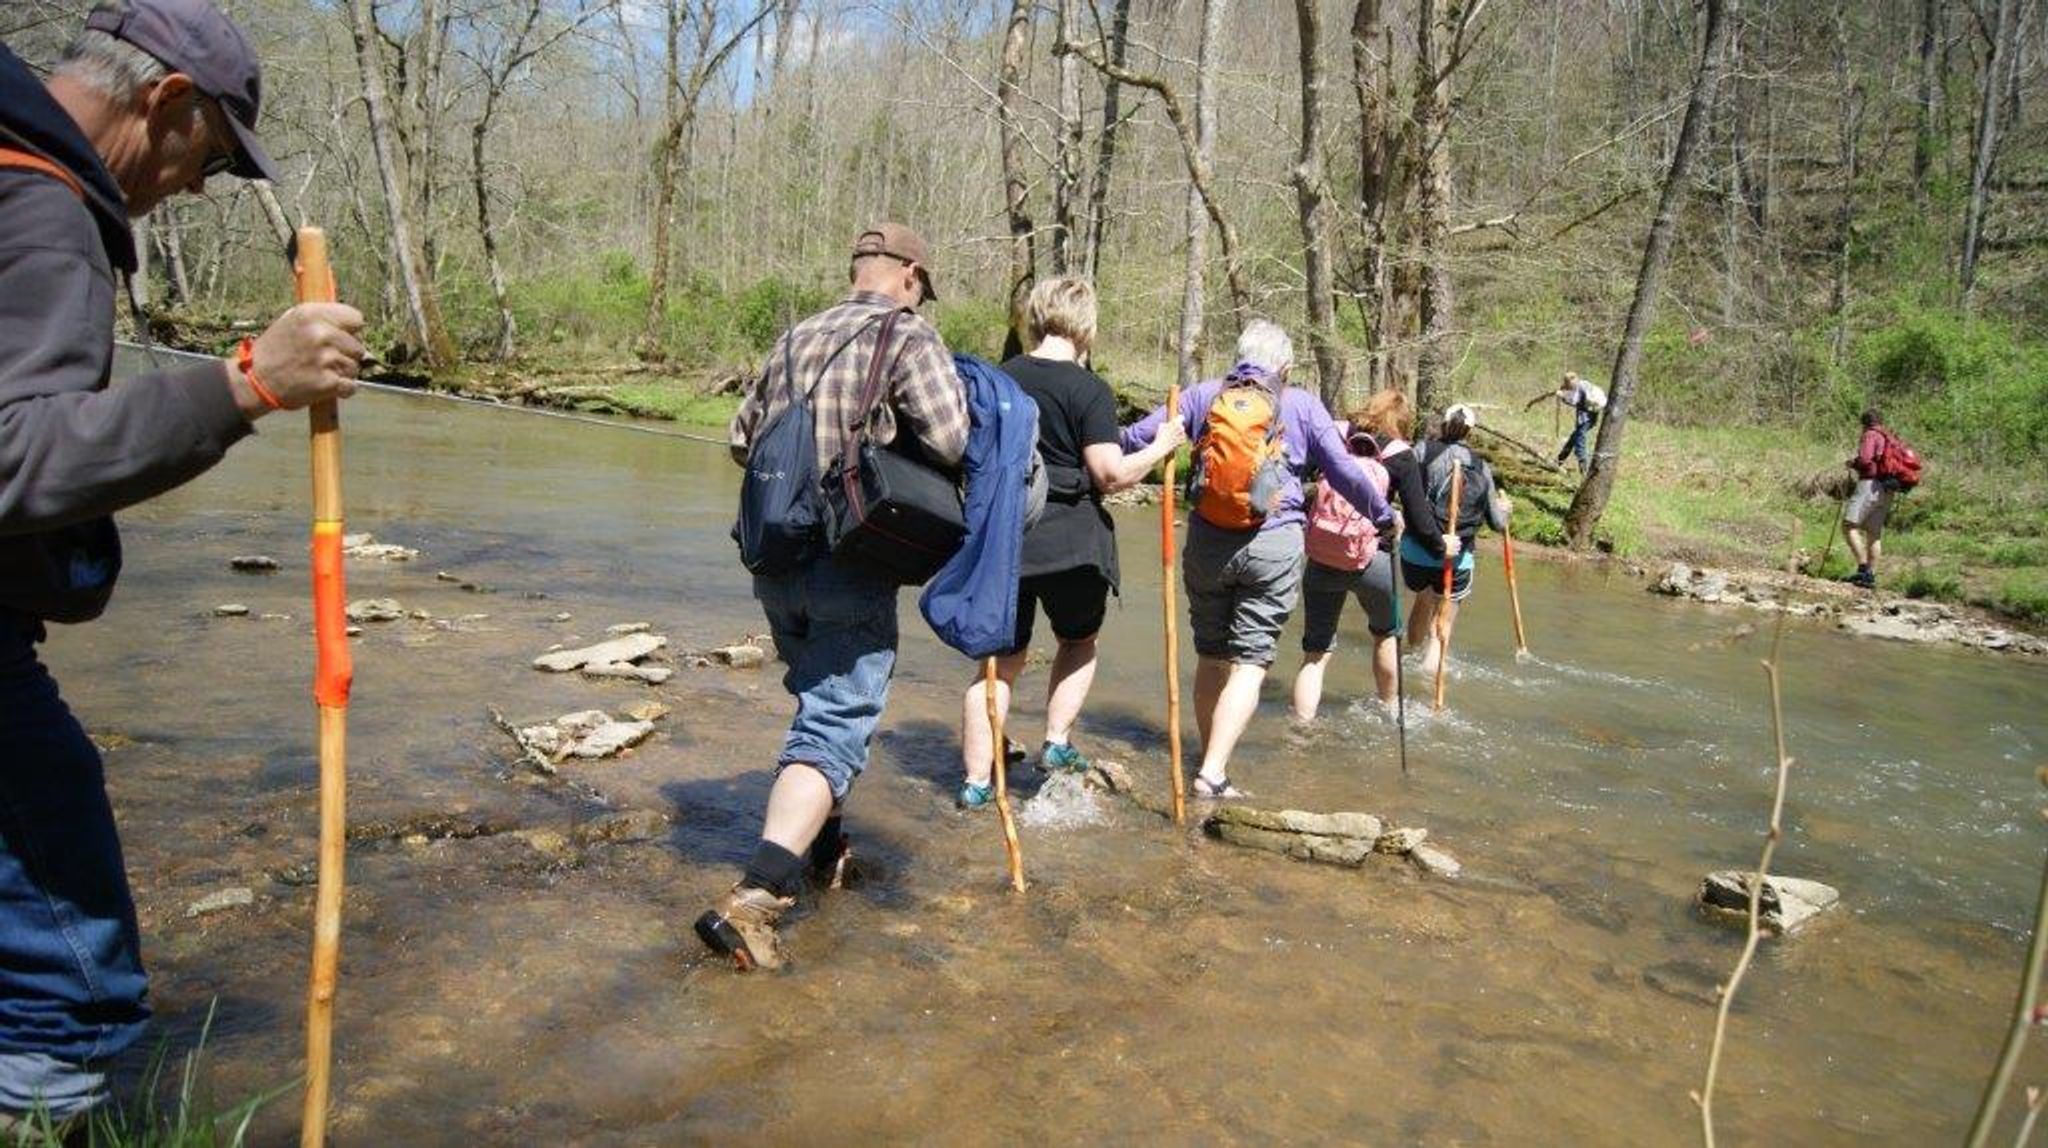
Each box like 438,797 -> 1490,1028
752,556 -> 900,801
0,616 -> 148,1116
1559,407 -> 1598,473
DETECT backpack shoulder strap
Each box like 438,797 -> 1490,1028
0,145 -> 85,201
843,307 -> 909,453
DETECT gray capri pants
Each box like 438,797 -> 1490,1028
1299,554 -> 1397,653
1182,519 -> 1305,667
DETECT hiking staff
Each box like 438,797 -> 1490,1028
1814,492 -> 1848,578
1502,517 -> 1530,658
1161,382 -> 1187,826
1433,463 -> 1464,712
294,228 -> 353,1148
983,657 -> 1025,892
1391,519 -> 1409,776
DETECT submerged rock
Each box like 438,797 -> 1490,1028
512,710 -> 655,761
1697,871 -> 1840,934
186,887 -> 255,917
213,603 -> 250,617
229,555 -> 279,573
1375,827 -> 1429,854
709,643 -> 767,669
581,662 -> 674,684
574,809 -> 668,845
346,598 -> 404,623
532,633 -> 666,673
607,622 -> 652,635
1204,806 -> 1385,867
1409,844 -> 1463,879
620,700 -> 670,722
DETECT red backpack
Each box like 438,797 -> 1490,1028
1877,429 -> 1923,491
1304,443 -> 1397,571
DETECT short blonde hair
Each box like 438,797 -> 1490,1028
1026,277 -> 1098,353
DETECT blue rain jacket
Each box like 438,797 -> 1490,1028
920,355 -> 1039,658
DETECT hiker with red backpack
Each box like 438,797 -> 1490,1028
1402,405 -> 1513,682
1291,388 -> 1427,721
1121,321 -> 1394,799
1842,407 -> 1922,590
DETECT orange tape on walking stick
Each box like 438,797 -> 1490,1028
293,227 -> 349,1148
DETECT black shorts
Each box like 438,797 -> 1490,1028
1010,567 -> 1110,653
1400,557 -> 1474,602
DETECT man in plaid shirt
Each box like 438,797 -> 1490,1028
698,223 -> 967,972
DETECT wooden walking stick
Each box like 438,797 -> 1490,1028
1814,493 -> 1848,578
1433,464 -> 1464,713
1502,517 -> 1530,658
294,228 -> 352,1148
1390,520 -> 1408,776
1160,386 -> 1186,826
984,658 -> 1025,892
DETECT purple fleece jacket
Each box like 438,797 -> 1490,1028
1121,372 -> 1395,532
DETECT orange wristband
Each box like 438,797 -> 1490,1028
235,338 -> 284,411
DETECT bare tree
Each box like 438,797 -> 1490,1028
998,0 -> 1036,353
1050,0 -> 1084,275
1829,0 -> 1863,364
1293,0 -> 1346,407
1182,0 -> 1232,389
1914,0 -> 1942,203
348,0 -> 456,367
1411,0 -> 1457,419
1960,0 -> 2018,304
1081,0 -> 1134,280
1350,0 -> 1394,394
1564,0 -> 1735,549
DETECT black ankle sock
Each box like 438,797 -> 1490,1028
742,842 -> 805,899
809,816 -> 845,867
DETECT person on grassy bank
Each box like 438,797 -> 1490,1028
701,224 -> 966,972
1291,388 -> 1439,721
1524,370 -> 1606,475
956,278 -> 1183,809
0,0 -> 364,1120
1843,407 -> 1900,590
1122,321 -> 1394,799
1403,405 -> 1512,681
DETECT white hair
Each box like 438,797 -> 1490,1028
57,29 -> 169,102
1235,320 -> 1294,376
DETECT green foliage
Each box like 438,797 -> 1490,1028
1990,571 -> 2048,622
1840,302 -> 2048,465
734,278 -> 832,353
1894,560 -> 1964,600
930,296 -> 1011,362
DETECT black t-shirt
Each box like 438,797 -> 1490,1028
1002,354 -> 1122,585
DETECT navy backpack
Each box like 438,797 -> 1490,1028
732,330 -> 824,575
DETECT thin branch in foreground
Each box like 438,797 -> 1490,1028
1694,521 -> 1801,1148
1965,765 -> 2048,1148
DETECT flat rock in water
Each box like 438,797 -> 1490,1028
346,598 -> 404,623
620,700 -> 670,722
1204,806 -> 1385,868
581,662 -> 673,684
607,622 -> 652,635
513,710 -> 655,761
229,555 -> 279,573
573,809 -> 668,845
1697,871 -> 1840,934
186,887 -> 255,917
213,603 -> 250,617
1375,826 -> 1428,854
1410,844 -> 1463,878
532,633 -> 666,673
709,643 -> 767,669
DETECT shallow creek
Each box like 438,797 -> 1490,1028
51,361 -> 2048,1143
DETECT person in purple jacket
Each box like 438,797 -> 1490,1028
1122,320 -> 1394,798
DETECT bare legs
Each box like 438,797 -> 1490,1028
1844,525 -> 1881,573
960,651 -> 1029,785
1041,635 -> 1098,745
760,763 -> 835,856
1194,656 -> 1266,789
959,634 -> 1100,785
1408,590 -> 1459,680
1291,635 -> 1400,722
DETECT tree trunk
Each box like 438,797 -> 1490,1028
156,205 -> 192,307
1050,0 -> 1083,275
1914,0 -> 1940,202
1960,0 -> 2016,304
1829,0 -> 1863,364
472,114 -> 515,362
1082,0 -> 1133,280
347,0 -> 455,368
1178,0 -> 1231,390
1292,0 -> 1345,407
998,0 -> 1035,355
1563,0 -> 1735,549
1350,0 -> 1390,394
644,0 -> 686,355
1411,0 -> 1455,420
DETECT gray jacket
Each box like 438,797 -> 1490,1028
0,45 -> 251,622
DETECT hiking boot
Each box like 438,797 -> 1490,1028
694,884 -> 795,972
808,835 -> 860,890
1040,741 -> 1092,774
957,780 -> 995,810
1848,570 -> 1877,589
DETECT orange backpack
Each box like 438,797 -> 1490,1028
1190,376 -> 1290,530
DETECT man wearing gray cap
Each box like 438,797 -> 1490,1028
0,0 -> 361,1120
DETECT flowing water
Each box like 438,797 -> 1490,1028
54,361 -> 2048,1143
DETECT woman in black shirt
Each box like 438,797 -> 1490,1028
956,278 -> 1184,809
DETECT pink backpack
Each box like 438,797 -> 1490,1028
1305,447 -> 1394,572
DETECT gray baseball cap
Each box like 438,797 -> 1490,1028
84,0 -> 278,182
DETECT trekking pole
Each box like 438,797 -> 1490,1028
1390,521 -> 1408,776
1814,494 -> 1847,578
1433,464 -> 1464,713
1502,517 -> 1530,659
1161,387 -> 1187,826
294,228 -> 352,1148
983,657 -> 1026,893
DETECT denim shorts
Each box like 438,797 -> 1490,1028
1182,520 -> 1304,667
752,555 -> 902,801
1300,555 -> 1398,652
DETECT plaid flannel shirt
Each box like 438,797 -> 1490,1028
729,291 -> 968,473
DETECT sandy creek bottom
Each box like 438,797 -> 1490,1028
46,378 -> 2048,1144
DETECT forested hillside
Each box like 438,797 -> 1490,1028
7,0 -> 2045,613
